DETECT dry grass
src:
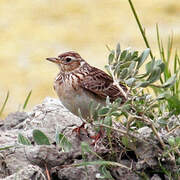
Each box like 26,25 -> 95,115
0,0 -> 180,117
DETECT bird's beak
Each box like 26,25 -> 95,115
46,57 -> 59,64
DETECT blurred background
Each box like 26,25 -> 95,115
0,0 -> 180,117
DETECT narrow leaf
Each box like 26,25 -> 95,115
0,91 -> 9,117
33,129 -> 50,145
136,48 -> 150,69
125,78 -> 135,87
120,50 -> 128,61
147,67 -> 161,83
81,142 -> 91,153
146,59 -> 155,74
18,133 -> 31,145
98,165 -> 114,179
23,90 -> 32,110
56,133 -> 72,152
115,43 -> 121,61
98,107 -> 110,116
128,61 -> 136,75
162,74 -> 176,88
0,146 -> 14,151
75,160 -> 130,169
136,81 -> 150,88
154,60 -> 165,73
108,51 -> 115,64
119,68 -> 128,79
105,65 -> 112,76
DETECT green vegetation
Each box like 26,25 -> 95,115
0,90 -> 32,118
1,0 -> 179,179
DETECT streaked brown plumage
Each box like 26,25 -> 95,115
46,51 -> 127,119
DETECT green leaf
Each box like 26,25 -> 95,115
156,92 -> 169,100
147,67 -> 161,83
165,95 -> 180,115
98,107 -> 110,116
136,48 -> 150,69
162,74 -> 176,88
104,116 -> 112,126
131,50 -> 138,60
168,137 -> 175,146
175,136 -> 180,145
33,129 -> 50,145
115,43 -> 121,61
23,90 -> 32,110
81,142 -> 91,153
98,165 -> 114,179
146,59 -> 155,74
154,60 -> 165,73
120,49 -> 128,61
18,133 -> 31,145
125,78 -> 135,87
157,118 -> 168,126
75,160 -> 130,169
122,136 -> 129,148
56,133 -> 72,152
0,146 -> 14,151
122,136 -> 136,150
119,68 -> 128,79
111,111 -> 121,116
0,91 -> 9,117
105,65 -> 112,76
177,157 -> 180,165
108,50 -> 115,64
136,81 -> 150,88
128,61 -> 136,75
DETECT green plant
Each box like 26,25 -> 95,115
0,91 -> 9,117
128,0 -> 180,115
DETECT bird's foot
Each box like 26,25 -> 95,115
72,122 -> 87,135
90,129 -> 104,145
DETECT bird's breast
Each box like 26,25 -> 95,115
53,73 -> 104,119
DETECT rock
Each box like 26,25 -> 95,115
0,97 -> 98,179
4,164 -> 45,180
56,165 -> 99,180
0,97 -> 179,179
0,112 -> 28,131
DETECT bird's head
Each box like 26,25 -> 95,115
46,51 -> 85,72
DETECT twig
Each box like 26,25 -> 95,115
109,67 -> 128,99
45,163 -> 51,180
150,123 -> 166,149
94,122 -> 149,145
165,125 -> 180,136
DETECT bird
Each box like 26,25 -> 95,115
46,51 -> 128,120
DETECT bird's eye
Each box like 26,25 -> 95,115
65,57 -> 72,63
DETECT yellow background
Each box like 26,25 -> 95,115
0,0 -> 180,117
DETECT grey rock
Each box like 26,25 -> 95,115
57,165 -> 99,180
4,165 -> 46,180
1,112 -> 28,130
0,97 -> 98,179
0,97 -> 178,180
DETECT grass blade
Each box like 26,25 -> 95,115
23,90 -> 32,110
18,133 -> 31,145
0,91 -> 9,117
128,0 -> 153,60
74,160 -> 131,170
167,34 -> 173,66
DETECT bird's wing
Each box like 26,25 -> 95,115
80,67 -> 127,102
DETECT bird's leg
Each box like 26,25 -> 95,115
72,122 -> 87,135
90,126 -> 104,145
